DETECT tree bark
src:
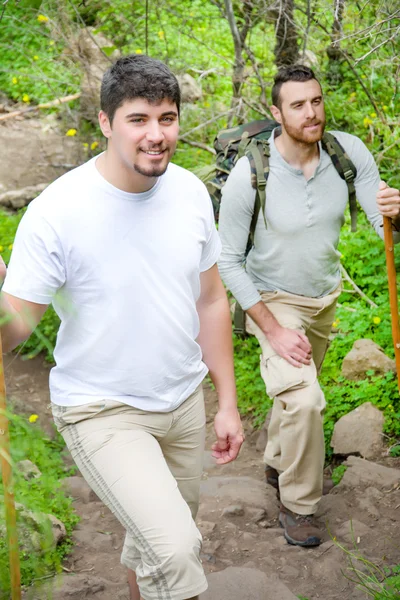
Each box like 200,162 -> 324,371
327,0 -> 346,83
273,0 -> 299,68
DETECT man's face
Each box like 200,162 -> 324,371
100,97 -> 179,178
272,79 -> 326,144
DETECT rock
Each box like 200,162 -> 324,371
201,476 -> 270,508
222,505 -> 245,517
343,409 -> 384,459
341,339 -> 396,380
62,475 -> 99,504
331,402 -> 385,459
201,567 -> 298,600
0,503 -> 67,552
73,529 -> 114,552
339,456 -> 400,489
246,507 -> 267,523
255,409 -> 272,453
201,539 -> 221,555
76,27 -> 120,123
199,520 -> 216,538
47,514 -> 67,545
17,459 -> 42,480
357,497 -> 380,520
27,573 -> 107,599
176,73 -> 202,103
335,519 -> 370,544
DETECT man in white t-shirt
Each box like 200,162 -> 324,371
0,55 -> 244,600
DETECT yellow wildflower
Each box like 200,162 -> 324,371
383,105 -> 388,111
90,141 -> 99,151
8,244 -> 13,250
370,112 -> 377,118
28,414 -> 39,423
373,316 -> 381,325
11,77 -> 18,85
66,128 -> 77,137
33,55 -> 39,61
49,40 -> 55,46
361,74 -> 366,79
158,31 -> 164,40
332,321 -> 338,328
22,94 -> 30,103
135,49 -> 143,54
363,117 -> 373,127
82,142 -> 89,149
350,92 -> 356,98
37,14 -> 49,23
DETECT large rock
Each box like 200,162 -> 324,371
27,573 -> 107,599
341,339 -> 396,380
339,456 -> 400,489
331,402 -> 385,459
176,73 -> 202,103
62,475 -> 99,504
201,567 -> 297,600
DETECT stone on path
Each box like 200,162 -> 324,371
339,456 -> 400,489
26,573 -> 107,599
62,475 -> 99,504
17,459 -> 41,480
201,567 -> 297,600
200,476 -> 271,508
331,402 -> 385,459
341,339 -> 395,380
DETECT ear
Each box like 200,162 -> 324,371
98,110 -> 112,138
270,104 -> 282,125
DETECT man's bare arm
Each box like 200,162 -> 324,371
246,300 -> 312,368
0,292 -> 48,352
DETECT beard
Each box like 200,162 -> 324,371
281,113 -> 326,145
133,163 -> 169,178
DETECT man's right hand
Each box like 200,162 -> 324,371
266,324 -> 312,368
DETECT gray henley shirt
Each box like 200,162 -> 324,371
218,129 -> 398,310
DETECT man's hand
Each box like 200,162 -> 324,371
267,324 -> 312,368
377,180 -> 400,219
211,407 -> 244,465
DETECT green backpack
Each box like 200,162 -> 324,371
206,118 -> 358,336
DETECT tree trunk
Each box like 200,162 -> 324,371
326,0 -> 346,83
273,0 -> 299,68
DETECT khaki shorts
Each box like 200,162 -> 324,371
52,386 -> 208,600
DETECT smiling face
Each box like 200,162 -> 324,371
99,97 -> 180,180
271,79 -> 326,145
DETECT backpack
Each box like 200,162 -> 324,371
206,118 -> 358,336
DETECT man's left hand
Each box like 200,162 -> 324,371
377,180 -> 400,219
212,407 -> 244,465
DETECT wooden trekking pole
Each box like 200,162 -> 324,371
383,216 -> 400,394
0,331 -> 21,599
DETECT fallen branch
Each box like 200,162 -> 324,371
178,137 -> 215,154
0,93 -> 81,122
0,184 -> 49,210
337,302 -> 357,313
340,265 -> 378,308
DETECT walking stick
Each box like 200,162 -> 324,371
383,216 -> 400,394
0,332 -> 21,599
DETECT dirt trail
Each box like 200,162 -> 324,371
4,354 -> 400,600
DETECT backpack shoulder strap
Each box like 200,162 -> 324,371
245,139 -> 271,244
322,132 -> 358,232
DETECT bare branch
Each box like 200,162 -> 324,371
340,265 -> 378,308
178,138 -> 215,154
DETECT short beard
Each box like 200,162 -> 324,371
133,163 -> 169,178
281,114 -> 326,145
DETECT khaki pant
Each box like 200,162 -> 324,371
51,386 -> 208,600
247,286 -> 341,515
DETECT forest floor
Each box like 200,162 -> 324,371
4,353 -> 400,600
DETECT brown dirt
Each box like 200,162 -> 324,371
3,354 -> 400,600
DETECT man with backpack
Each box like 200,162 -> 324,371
0,55 -> 244,599
217,65 -> 400,547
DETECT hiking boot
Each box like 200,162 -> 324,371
279,504 -> 322,547
265,465 -> 334,496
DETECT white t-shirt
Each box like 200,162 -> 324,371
3,157 -> 221,411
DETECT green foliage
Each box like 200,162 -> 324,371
0,411 -> 78,597
331,464 -> 348,485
